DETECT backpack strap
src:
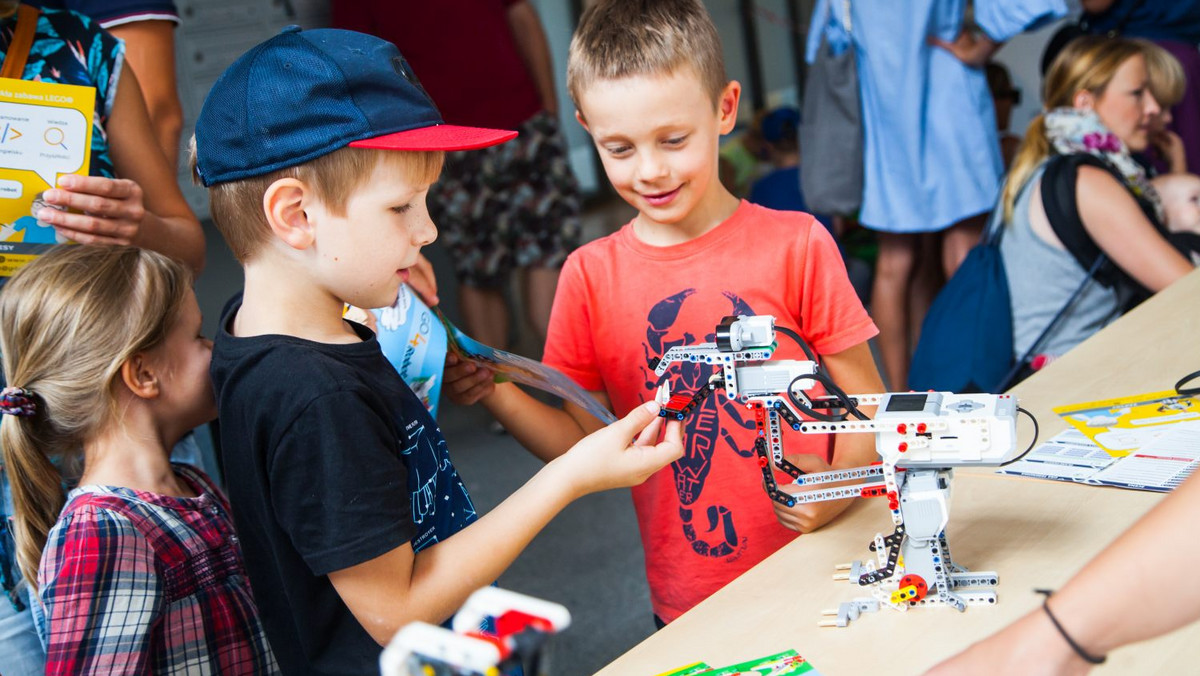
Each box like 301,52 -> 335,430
996,253 -> 1108,391
1039,153 -> 1160,307
0,5 -> 40,80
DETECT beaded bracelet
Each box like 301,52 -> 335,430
1035,589 -> 1106,665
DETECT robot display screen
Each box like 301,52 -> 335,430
886,394 -> 929,412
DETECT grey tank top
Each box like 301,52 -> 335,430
1000,164 -> 1119,359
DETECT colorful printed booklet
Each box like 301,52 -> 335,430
998,425 -> 1200,492
435,307 -> 617,425
370,285 -> 449,417
1054,389 -> 1200,457
368,285 -> 616,426
0,78 -> 95,277
655,650 -> 822,676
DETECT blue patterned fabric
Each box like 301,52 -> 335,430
0,8 -> 124,178
806,0 -> 1066,232
27,1 -> 179,29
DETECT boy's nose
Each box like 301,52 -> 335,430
636,150 -> 669,182
413,210 -> 438,247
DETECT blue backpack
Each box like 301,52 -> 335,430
909,156 -> 1112,393
908,208 -> 1014,393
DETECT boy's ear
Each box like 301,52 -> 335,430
717,81 -> 742,135
575,109 -> 589,133
119,354 -> 160,401
263,177 -> 316,250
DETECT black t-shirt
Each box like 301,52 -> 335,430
210,299 -> 477,675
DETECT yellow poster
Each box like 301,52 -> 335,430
1055,390 -> 1200,457
0,77 -> 94,277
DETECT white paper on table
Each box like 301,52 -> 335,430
998,422 -> 1200,493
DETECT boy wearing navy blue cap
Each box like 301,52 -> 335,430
191,27 -> 683,674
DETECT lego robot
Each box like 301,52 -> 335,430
652,315 -> 1031,626
380,587 -> 570,676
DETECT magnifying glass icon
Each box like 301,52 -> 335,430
43,127 -> 67,150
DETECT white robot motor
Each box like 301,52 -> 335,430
652,315 -> 1031,626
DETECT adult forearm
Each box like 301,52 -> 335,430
1044,472 -> 1200,656
135,213 -> 206,275
506,1 -> 558,114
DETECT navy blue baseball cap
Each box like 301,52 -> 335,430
193,26 -> 517,186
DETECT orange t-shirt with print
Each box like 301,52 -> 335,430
543,201 -> 878,622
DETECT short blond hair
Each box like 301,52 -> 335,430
189,142 -> 443,263
567,0 -> 727,109
1139,40 -> 1186,108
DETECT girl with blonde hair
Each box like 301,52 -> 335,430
999,35 -> 1193,372
0,246 -> 276,674
0,3 -> 207,670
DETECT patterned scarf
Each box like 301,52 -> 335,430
1043,107 -> 1164,223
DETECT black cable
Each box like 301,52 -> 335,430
774,325 -> 868,421
787,374 -> 844,422
1000,406 -> 1040,467
773,325 -> 819,363
1176,369 -> 1200,397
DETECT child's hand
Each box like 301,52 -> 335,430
444,353 -> 496,405
770,454 -> 856,533
37,175 -> 146,246
556,401 -> 684,497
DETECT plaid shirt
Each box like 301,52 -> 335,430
39,464 -> 278,675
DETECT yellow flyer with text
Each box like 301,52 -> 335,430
0,77 -> 94,277
1055,390 -> 1200,456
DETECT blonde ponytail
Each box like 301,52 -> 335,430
0,246 -> 190,589
1,416 -> 66,588
1001,113 -> 1050,222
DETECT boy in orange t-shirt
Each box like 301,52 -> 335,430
446,0 -> 884,625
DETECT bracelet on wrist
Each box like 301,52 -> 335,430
1035,589 -> 1106,665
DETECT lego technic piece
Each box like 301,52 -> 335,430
654,379 -> 716,421
381,587 -> 570,676
650,314 -> 1034,628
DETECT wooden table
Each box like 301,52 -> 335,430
597,269 -> 1200,675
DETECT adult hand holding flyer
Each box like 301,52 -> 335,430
0,78 -> 94,276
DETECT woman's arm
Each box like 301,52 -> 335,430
107,20 -> 183,170
927,468 -> 1200,674
37,65 -> 204,274
1076,165 -> 1192,291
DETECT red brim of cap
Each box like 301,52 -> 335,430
349,124 -> 518,152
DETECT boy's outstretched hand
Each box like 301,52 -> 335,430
556,400 -> 684,497
37,175 -> 146,246
769,453 -> 857,533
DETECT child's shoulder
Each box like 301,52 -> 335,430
737,201 -> 822,232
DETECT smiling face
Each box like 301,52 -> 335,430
1081,54 -> 1162,152
307,159 -> 438,310
576,66 -> 740,236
